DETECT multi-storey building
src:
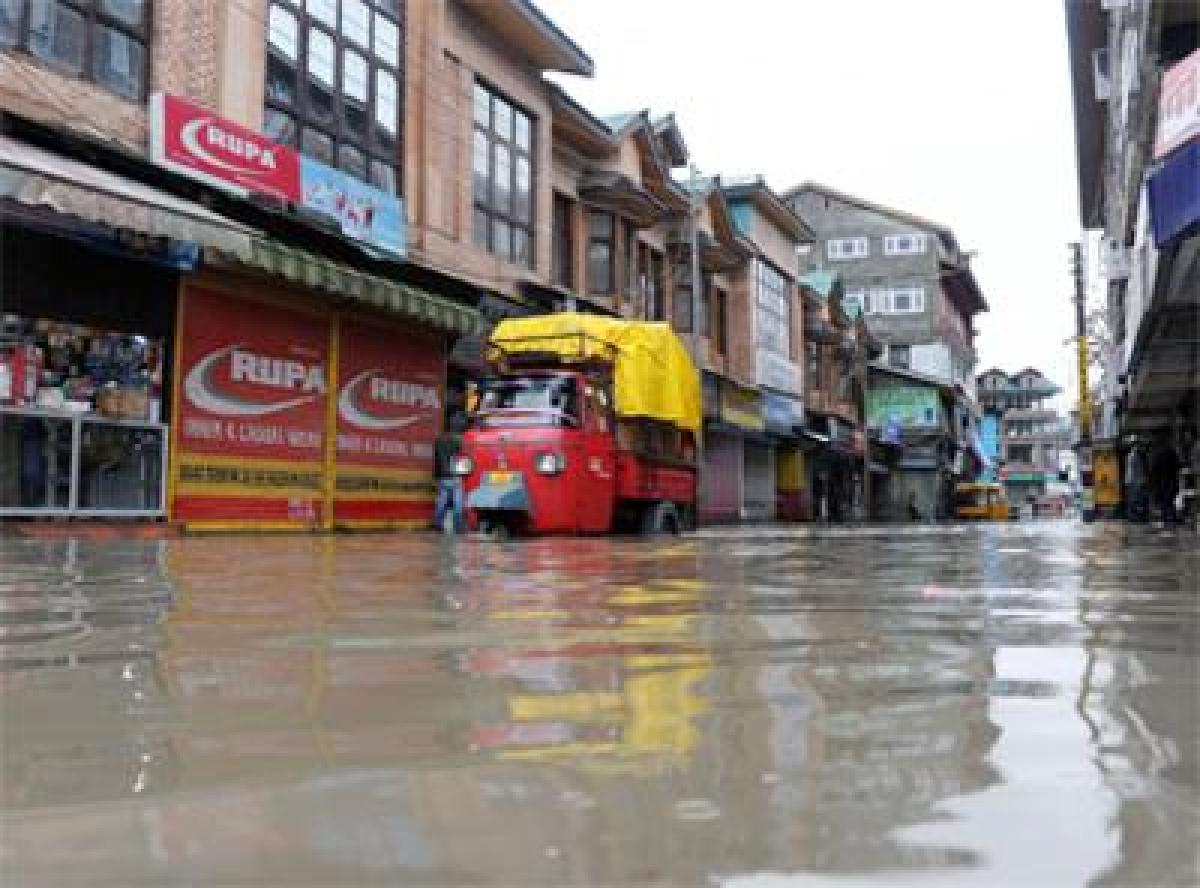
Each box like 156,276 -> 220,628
0,0 -> 600,530
977,367 -> 1067,506
1066,1 -> 1198,457
783,182 -> 989,518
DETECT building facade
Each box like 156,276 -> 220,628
1066,1 -> 1199,463
784,183 -> 990,519
977,368 -> 1068,508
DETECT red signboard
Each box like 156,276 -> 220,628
173,287 -> 328,525
150,92 -> 300,200
334,317 -> 443,523
1155,48 -> 1200,161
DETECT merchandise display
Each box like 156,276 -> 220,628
1,314 -> 168,516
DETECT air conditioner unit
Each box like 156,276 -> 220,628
1101,0 -> 1131,10
1100,238 -> 1131,280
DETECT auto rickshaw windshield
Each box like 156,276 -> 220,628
471,376 -> 580,428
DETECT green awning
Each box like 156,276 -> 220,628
207,237 -> 485,337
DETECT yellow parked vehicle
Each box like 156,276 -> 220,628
954,482 -> 1011,520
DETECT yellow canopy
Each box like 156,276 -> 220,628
489,313 -> 701,433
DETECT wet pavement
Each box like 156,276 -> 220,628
1,521 -> 1197,887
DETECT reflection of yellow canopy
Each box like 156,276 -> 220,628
490,313 -> 701,434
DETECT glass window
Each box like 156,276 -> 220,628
93,23 -> 143,99
266,0 -> 402,191
307,0 -> 336,29
8,1 -> 149,97
471,80 -> 534,268
301,127 -> 335,164
100,0 -> 144,28
268,3 -> 299,60
552,193 -> 574,289
338,144 -> 367,180
587,211 -> 615,294
263,105 -> 298,145
0,0 -> 18,45
342,0 -> 369,47
373,12 -> 398,65
342,48 -> 367,100
307,27 -> 335,86
514,111 -> 531,151
29,1 -> 86,74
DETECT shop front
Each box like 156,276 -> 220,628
1,119 -> 481,530
764,391 -> 807,521
721,382 -> 772,522
170,265 -> 473,531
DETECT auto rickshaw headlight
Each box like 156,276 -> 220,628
451,455 -> 474,476
534,452 -> 565,476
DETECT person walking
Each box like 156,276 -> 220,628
1124,440 -> 1148,522
433,411 -> 467,534
1148,432 -> 1181,526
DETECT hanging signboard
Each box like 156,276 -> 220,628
172,286 -> 327,525
150,93 -> 301,201
300,158 -> 406,258
720,383 -> 765,432
334,316 -> 443,525
1154,48 -> 1200,161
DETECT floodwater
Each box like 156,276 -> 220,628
1,521 -> 1197,888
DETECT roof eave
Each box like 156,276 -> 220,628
1064,0 -> 1108,229
459,0 -> 595,76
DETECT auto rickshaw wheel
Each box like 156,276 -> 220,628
478,517 -> 511,541
640,502 -> 681,536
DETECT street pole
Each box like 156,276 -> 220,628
1071,240 -> 1094,520
858,325 -> 872,522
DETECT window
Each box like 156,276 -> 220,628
697,271 -> 712,337
806,340 -> 821,390
869,286 -> 925,314
263,0 -> 402,194
755,259 -> 791,358
622,222 -> 637,301
3,1 -> 150,99
551,193 -> 574,289
884,233 -> 927,256
888,344 -> 911,370
711,287 -> 728,357
843,289 -> 866,316
647,249 -> 665,321
586,211 -> 615,294
472,81 -> 533,266
826,237 -> 869,261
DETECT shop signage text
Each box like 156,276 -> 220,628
763,391 -> 805,436
720,383 -> 765,432
1154,48 -> 1200,161
866,384 -> 940,430
150,93 -> 301,200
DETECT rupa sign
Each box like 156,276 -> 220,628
150,93 -> 300,201
1154,48 -> 1200,161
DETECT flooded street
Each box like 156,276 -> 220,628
1,521 -> 1197,887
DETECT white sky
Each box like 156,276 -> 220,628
538,0 -> 1084,398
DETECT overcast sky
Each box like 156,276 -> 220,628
539,0 -> 1085,399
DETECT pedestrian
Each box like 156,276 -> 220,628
1148,431 -> 1181,525
907,492 -> 921,521
433,410 -> 467,534
1124,440 -> 1147,522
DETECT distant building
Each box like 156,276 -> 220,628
977,368 -> 1069,507
785,183 -> 991,518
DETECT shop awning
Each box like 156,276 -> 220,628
0,134 -> 252,256
211,238 -> 485,337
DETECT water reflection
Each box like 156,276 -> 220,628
0,523 -> 1196,886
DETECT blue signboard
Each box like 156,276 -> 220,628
300,157 -> 405,258
763,391 -> 805,436
1149,139 -> 1200,247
